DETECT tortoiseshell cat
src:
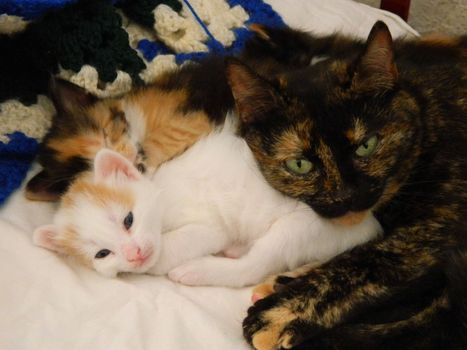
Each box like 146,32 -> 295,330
224,22 -> 467,349
25,25 -> 313,201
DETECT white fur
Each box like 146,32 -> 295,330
33,154 -> 163,278
145,115 -> 382,287
123,102 -> 146,147
34,114 -> 382,285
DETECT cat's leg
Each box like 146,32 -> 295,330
292,292 -> 459,350
168,213 -> 318,287
251,262 -> 320,303
148,224 -> 228,275
221,244 -> 251,259
242,223 -> 450,350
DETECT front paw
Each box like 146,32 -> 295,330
251,262 -> 320,303
244,272 -> 325,350
243,294 -> 306,350
168,259 -> 214,286
251,274 -> 297,303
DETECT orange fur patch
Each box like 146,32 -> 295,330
56,225 -> 91,267
345,118 -> 367,143
48,134 -> 104,162
128,89 -> 213,167
332,211 -> 369,226
64,176 -> 134,211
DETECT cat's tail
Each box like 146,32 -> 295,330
293,248 -> 467,350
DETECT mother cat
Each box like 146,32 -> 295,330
226,22 -> 467,349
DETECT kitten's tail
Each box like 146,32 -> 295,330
295,249 -> 467,350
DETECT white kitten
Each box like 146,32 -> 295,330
32,156 -> 162,278
34,115 -> 382,286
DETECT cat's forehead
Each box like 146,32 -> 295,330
56,181 -> 135,251
272,120 -> 314,158
280,67 -> 376,144
63,179 -> 135,210
284,60 -> 350,97
86,99 -> 125,125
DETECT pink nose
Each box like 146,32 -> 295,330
122,244 -> 145,262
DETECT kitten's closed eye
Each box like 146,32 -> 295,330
123,211 -> 133,230
95,249 -> 112,259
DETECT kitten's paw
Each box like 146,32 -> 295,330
168,260 -> 212,286
222,244 -> 249,259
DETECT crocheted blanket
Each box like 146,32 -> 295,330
0,0 -> 284,206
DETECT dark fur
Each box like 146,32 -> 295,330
225,23 -> 467,349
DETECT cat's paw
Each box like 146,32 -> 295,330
168,259 -> 214,286
251,263 -> 318,303
243,293 -> 303,350
251,277 -> 277,303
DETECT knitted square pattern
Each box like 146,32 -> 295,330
0,0 -> 284,206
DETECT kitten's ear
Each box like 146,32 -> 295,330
352,21 -> 398,92
49,78 -> 97,116
25,171 -> 65,202
94,149 -> 141,183
33,224 -> 61,252
225,58 -> 278,125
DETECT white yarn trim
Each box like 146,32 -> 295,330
0,14 -> 29,34
139,55 -> 179,83
119,10 -> 157,49
0,96 -> 54,143
153,0 -> 249,53
58,65 -> 133,98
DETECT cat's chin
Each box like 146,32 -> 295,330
330,211 -> 370,226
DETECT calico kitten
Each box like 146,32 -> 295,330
226,22 -> 467,349
25,25 -> 314,202
32,117 -> 381,284
25,76 -> 217,201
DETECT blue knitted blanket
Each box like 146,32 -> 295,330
0,0 -> 284,206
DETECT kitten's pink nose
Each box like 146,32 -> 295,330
122,244 -> 145,262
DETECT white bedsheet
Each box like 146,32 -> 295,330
0,2 -> 416,349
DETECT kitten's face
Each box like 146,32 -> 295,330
227,22 -> 422,222
25,79 -> 142,201
26,78 -> 214,202
33,150 -> 161,277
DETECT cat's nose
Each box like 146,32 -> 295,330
122,244 -> 143,262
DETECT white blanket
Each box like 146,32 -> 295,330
0,2 -> 416,349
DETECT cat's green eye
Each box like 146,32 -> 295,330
355,136 -> 378,157
285,158 -> 313,175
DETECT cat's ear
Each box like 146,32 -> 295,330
49,78 -> 97,117
94,149 -> 141,183
247,24 -> 313,67
25,171 -> 65,202
225,58 -> 278,125
33,224 -> 61,252
352,21 -> 398,92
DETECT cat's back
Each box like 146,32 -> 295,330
395,35 -> 467,94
